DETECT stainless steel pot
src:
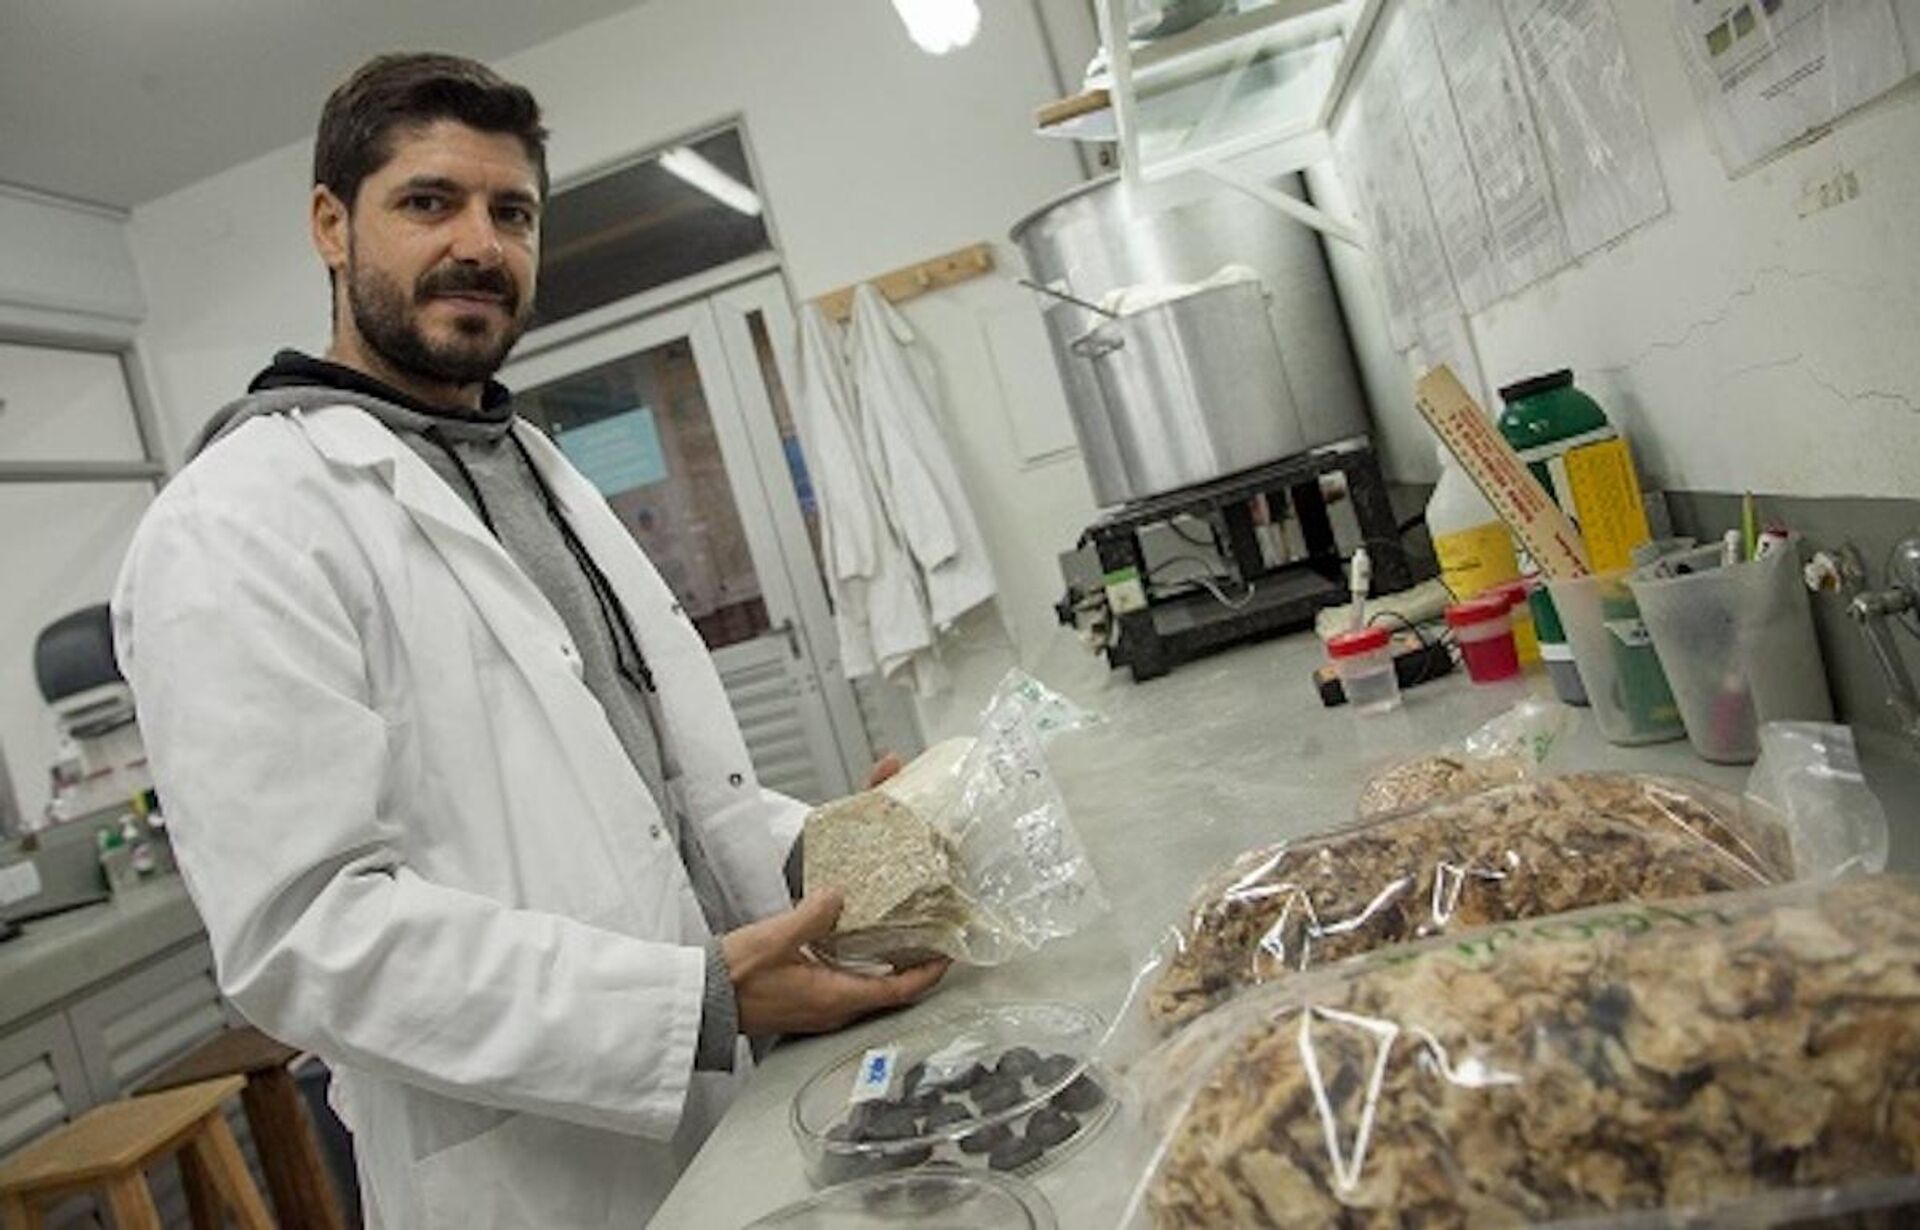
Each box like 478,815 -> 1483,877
1011,171 -> 1369,507
1069,281 -> 1307,501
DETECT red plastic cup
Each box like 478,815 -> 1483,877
1446,596 -> 1521,683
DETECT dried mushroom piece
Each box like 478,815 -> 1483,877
1146,876 -> 1920,1229
1355,753 -> 1530,820
803,790 -> 971,967
1149,775 -> 1780,1030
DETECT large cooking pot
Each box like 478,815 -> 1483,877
1068,280 -> 1307,502
1011,171 -> 1369,507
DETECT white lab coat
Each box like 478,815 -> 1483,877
845,285 -> 997,632
112,404 -> 806,1229
792,304 -> 933,683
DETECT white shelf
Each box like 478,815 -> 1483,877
1035,0 -> 1387,198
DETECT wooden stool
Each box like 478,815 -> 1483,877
0,1075 -> 271,1230
137,1028 -> 345,1230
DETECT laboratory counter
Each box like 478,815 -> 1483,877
650,625 -> 1920,1229
0,875 -> 205,1033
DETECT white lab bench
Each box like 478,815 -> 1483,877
649,624 -> 1920,1229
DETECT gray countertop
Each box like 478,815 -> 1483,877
650,625 -> 1920,1229
0,874 -> 204,1031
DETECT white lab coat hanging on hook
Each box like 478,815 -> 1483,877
845,285 -> 998,635
792,303 -> 933,684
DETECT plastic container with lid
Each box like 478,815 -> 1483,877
790,1003 -> 1115,1188
1325,626 -> 1401,714
1496,370 -> 1652,573
1528,585 -> 1589,706
1484,578 -> 1541,666
1446,597 -> 1521,684
744,1169 -> 1057,1230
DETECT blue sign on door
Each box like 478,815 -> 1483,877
556,407 -> 669,496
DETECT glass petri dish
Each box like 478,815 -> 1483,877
789,1002 -> 1116,1187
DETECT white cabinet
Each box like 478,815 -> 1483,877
66,941 -> 235,1102
0,1013 -> 89,1163
0,1013 -> 102,1228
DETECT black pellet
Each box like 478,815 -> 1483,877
957,1123 -> 1013,1155
1052,1075 -> 1106,1114
988,1134 -> 1044,1171
996,1046 -> 1041,1080
1033,1053 -> 1078,1087
921,1101 -> 972,1132
972,1079 -> 1024,1115
1024,1106 -> 1079,1149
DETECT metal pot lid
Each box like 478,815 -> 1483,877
744,1168 -> 1058,1230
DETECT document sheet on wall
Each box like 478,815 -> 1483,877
1504,0 -> 1668,256
1331,0 -> 1668,363
1670,0 -> 1920,172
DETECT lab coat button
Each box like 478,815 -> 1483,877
649,824 -> 662,840
728,772 -> 744,787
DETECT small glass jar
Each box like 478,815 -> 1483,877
1326,626 -> 1401,714
1446,596 -> 1521,684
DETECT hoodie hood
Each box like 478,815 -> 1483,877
188,350 -> 516,460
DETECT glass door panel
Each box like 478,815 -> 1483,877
514,337 -> 770,651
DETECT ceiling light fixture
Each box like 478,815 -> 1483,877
891,0 -> 981,55
658,147 -> 763,216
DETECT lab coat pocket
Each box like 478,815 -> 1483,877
413,1108 -> 516,1230
415,1112 -> 672,1230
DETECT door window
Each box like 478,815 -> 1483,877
515,339 -> 771,650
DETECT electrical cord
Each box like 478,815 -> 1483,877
1168,519 -> 1216,549
1145,554 -> 1258,610
1366,608 -> 1458,683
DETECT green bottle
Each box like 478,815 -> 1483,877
1497,371 -> 1651,573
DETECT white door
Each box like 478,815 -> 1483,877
503,277 -> 881,802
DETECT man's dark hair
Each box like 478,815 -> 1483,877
313,52 -> 549,210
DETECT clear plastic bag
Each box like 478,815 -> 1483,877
1125,875 -> 1920,1229
1744,721 -> 1889,879
804,670 -> 1107,967
1355,697 -> 1573,820
1135,771 -> 1789,1035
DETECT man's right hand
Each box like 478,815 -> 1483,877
722,891 -> 949,1037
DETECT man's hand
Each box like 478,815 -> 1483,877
723,890 -> 948,1036
864,753 -> 904,790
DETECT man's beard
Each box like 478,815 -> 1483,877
345,246 -> 531,387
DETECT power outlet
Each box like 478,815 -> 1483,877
1797,167 -> 1861,218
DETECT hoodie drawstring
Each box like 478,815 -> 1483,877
423,426 -> 500,538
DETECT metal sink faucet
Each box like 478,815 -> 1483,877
1811,537 -> 1920,744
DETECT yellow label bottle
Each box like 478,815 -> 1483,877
1428,446 -> 1520,600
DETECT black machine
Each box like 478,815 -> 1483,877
1056,441 -> 1415,682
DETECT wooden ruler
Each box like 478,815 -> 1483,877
1415,365 -> 1592,581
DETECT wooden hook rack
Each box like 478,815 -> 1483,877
813,242 -> 996,323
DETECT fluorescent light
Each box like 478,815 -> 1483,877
892,0 -> 981,55
658,147 -> 763,216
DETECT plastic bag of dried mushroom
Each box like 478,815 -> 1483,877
1125,875 -> 1920,1229
1354,696 -> 1573,821
1137,755 -> 1887,1035
803,670 -> 1107,969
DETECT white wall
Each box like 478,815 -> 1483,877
127,0 -> 1101,735
1334,1 -> 1920,498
